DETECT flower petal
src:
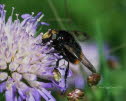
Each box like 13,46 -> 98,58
32,89 -> 41,101
36,88 -> 56,101
41,22 -> 50,26
0,82 -> 6,93
26,92 -> 35,101
21,14 -> 32,19
5,88 -> 14,101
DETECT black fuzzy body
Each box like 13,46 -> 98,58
52,30 -> 81,64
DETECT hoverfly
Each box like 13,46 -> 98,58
42,29 -> 96,87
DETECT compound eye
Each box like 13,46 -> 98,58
52,34 -> 57,40
42,32 -> 51,39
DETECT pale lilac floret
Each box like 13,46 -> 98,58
0,4 -> 68,101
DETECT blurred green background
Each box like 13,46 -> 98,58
0,0 -> 126,101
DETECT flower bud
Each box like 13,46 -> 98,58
87,73 -> 101,86
67,89 -> 84,101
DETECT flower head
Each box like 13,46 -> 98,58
67,89 -> 84,101
0,4 -> 68,101
87,73 -> 101,86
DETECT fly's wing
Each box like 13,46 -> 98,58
70,31 -> 90,41
64,44 -> 96,73
80,52 -> 96,73
63,47 -> 80,64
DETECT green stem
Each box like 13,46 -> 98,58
47,0 -> 66,30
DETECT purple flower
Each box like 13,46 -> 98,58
0,4 -> 68,101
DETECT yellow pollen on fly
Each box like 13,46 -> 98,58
51,30 -> 57,34
42,32 -> 51,39
53,69 -> 61,81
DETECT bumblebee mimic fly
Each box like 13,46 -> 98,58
42,29 -> 96,87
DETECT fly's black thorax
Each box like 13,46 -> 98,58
51,31 -> 66,48
53,31 -> 82,61
58,30 -> 82,55
51,31 -> 71,57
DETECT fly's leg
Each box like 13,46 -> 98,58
65,60 -> 69,88
62,51 -> 70,91
56,58 -> 64,68
61,58 -> 69,94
